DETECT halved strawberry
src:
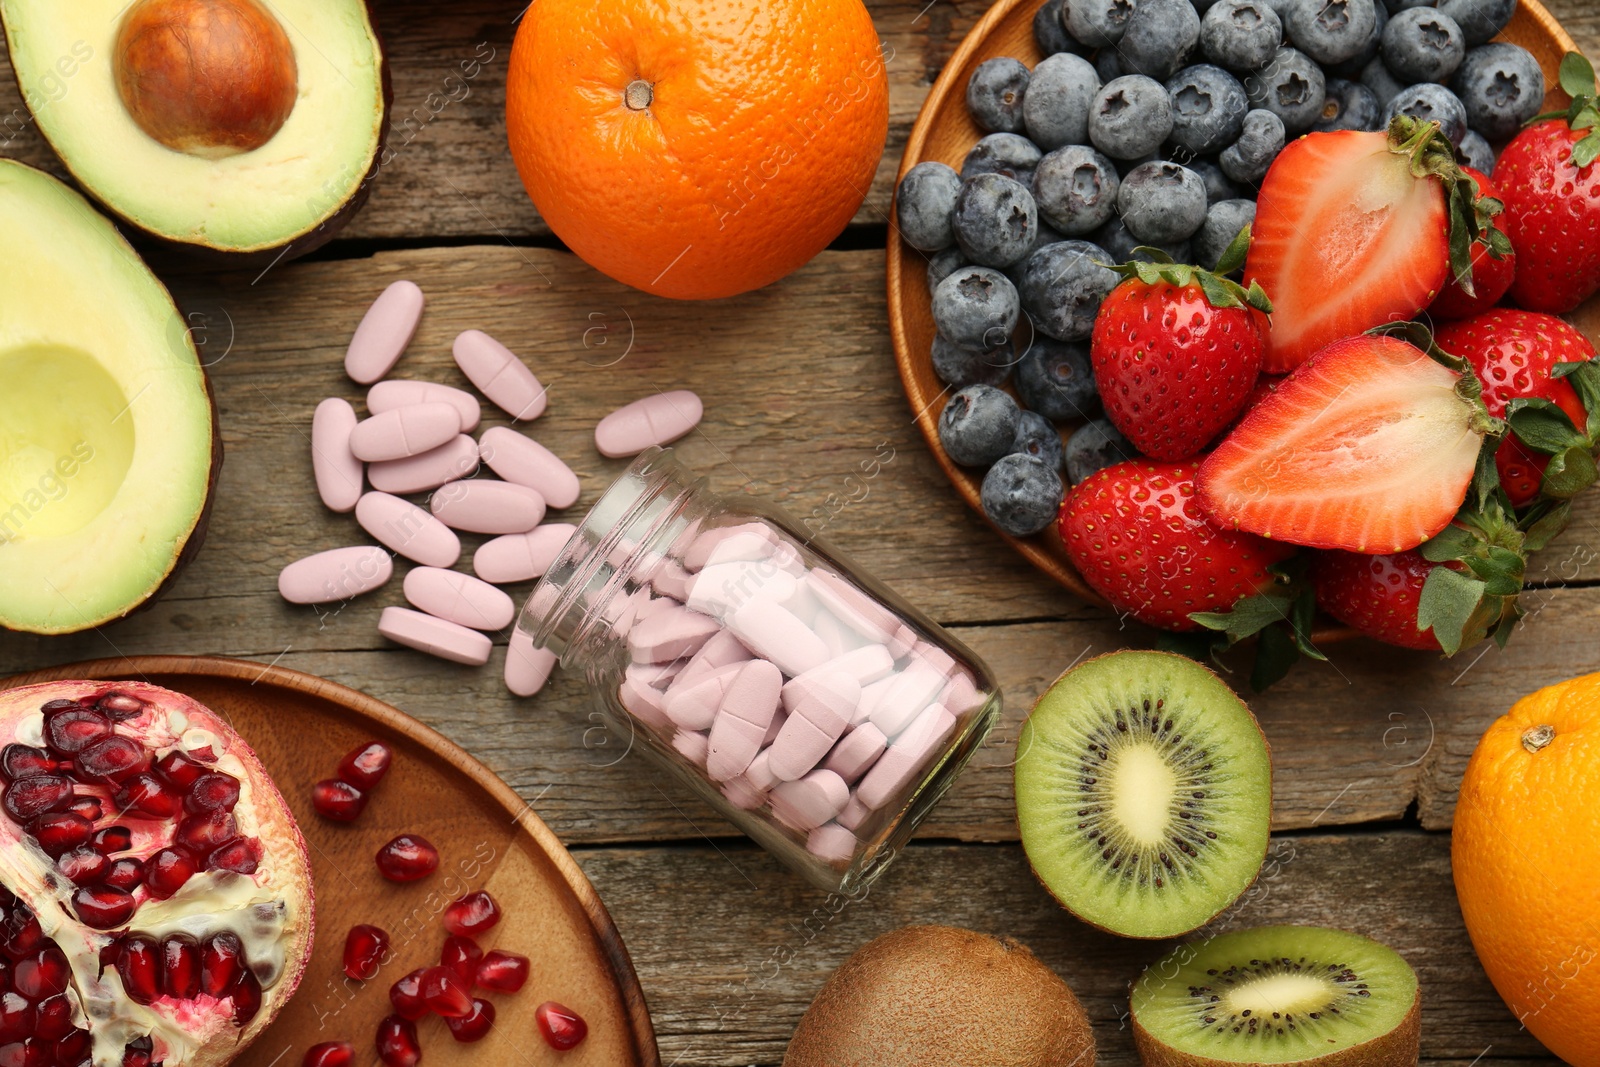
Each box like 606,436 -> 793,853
1197,325 -> 1501,553
1245,117 -> 1492,373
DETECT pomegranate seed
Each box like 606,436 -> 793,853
0,993 -> 27,1041
154,751 -> 204,789
229,971 -> 263,1024
536,1001 -> 588,1050
103,857 -> 144,892
440,935 -> 481,985
200,931 -> 243,997
33,996 -> 71,1041
311,780 -> 366,822
475,950 -> 530,994
72,886 -> 135,930
123,1035 -> 154,1067
76,737 -> 148,784
116,936 -> 161,1005
342,925 -> 390,981
184,772 -> 240,814
96,692 -> 145,721
42,706 -> 111,756
56,848 -> 108,885
13,948 -> 68,1000
52,1029 -> 89,1064
158,933 -> 201,1000
176,810 -> 238,853
338,742 -> 392,790
421,965 -> 473,1018
144,847 -> 197,900
446,998 -> 495,1042
0,1039 -> 48,1067
303,1042 -> 354,1067
388,968 -> 429,1020
91,826 -> 133,854
1,909 -> 41,960
374,835 -> 437,882
113,774 -> 180,818
25,813 -> 91,857
67,796 -> 102,821
38,700 -> 80,713
208,838 -> 261,875
2,776 -> 73,823
374,1015 -> 420,1067
443,890 -> 500,937
0,746 -> 54,782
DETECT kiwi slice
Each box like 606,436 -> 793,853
1015,650 -> 1271,938
1131,924 -> 1421,1066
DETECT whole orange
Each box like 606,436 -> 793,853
504,0 -> 889,300
1453,671 -> 1600,1065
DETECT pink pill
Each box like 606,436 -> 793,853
836,796 -> 871,832
913,639 -> 957,676
764,709 -> 788,746
628,606 -> 721,663
403,566 -> 516,631
745,750 -> 780,791
505,629 -> 558,697
453,329 -> 547,421
857,704 -> 957,810
478,426 -> 581,509
378,606 -> 491,666
430,479 -> 546,535
663,662 -> 744,731
770,770 -> 849,832
812,611 -> 858,659
688,561 -> 797,619
311,398 -> 363,513
349,402 -> 462,462
941,670 -> 982,713
278,546 -> 393,605
676,629 -> 752,689
345,280 -> 423,384
808,568 -> 902,644
769,672 -> 859,782
727,599 -> 829,678
368,434 -> 480,494
367,380 -> 481,432
652,559 -> 694,601
854,675 -> 896,726
706,713 -> 764,782
707,660 -> 783,781
355,492 -> 461,567
473,523 -> 576,584
784,646 -> 895,705
869,661 -> 947,738
672,730 -> 710,769
721,777 -> 767,810
889,625 -> 918,660
821,724 -> 888,785
807,823 -> 859,865
627,659 -> 686,691
594,390 -> 703,458
619,677 -> 671,730
684,523 -> 776,571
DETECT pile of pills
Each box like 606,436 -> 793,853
277,280 -> 705,696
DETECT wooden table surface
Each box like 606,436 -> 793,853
3,2 -> 1599,1063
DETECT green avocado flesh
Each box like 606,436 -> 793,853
1,0 -> 385,255
1015,650 -> 1272,939
1132,925 -> 1420,1063
0,160 -> 215,634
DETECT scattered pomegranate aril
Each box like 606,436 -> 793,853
440,934 -> 481,985
52,1028 -> 89,1064
374,1015 -> 421,1067
200,930 -> 244,997
145,847 -> 197,899
13,947 -> 68,999
1,908 -> 41,959
303,1041 -> 355,1067
112,773 -> 180,818
375,834 -> 438,882
475,950 -> 530,994
176,809 -> 239,854
0,1038 -> 49,1067
25,812 -> 91,857
67,795 -> 102,821
124,1043 -> 152,1067
72,886 -> 136,930
2,776 -> 73,822
443,890 -> 500,937
154,749 -> 204,789
446,997 -> 495,1042
536,1001 -> 588,1050
343,924 -> 390,981
389,968 -> 429,1020
56,847 -> 109,886
311,779 -> 366,822
338,741 -> 392,790
184,771 -> 240,814
42,705 -> 111,756
0,993 -> 27,1041
160,933 -> 202,1000
421,964 -> 474,1019
91,825 -> 133,854
116,936 -> 161,1005
103,857 -> 145,892
96,692 -> 146,721
208,837 -> 261,875
75,736 -> 149,783
33,995 -> 72,1041
229,970 -> 264,1025
0,746 -> 54,782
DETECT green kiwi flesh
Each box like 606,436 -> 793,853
1014,650 -> 1272,939
1131,924 -> 1421,1066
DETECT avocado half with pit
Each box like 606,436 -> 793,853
0,0 -> 390,262
0,160 -> 219,634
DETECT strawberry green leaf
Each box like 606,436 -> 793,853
1551,359 -> 1600,439
1520,500 -> 1572,551
1389,115 -> 1502,296
1214,223 -> 1253,276
1417,566 -> 1488,656
1505,397 -> 1587,455
1250,624 -> 1300,692
1106,243 -> 1272,313
1156,629 -> 1227,662
1420,525 -> 1479,562
1288,584 -> 1326,662
1559,51 -> 1597,101
1540,445 -> 1599,499
1490,600 -> 1524,648
1190,591 -> 1296,642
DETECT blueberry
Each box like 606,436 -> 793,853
1381,7 -> 1465,84
1067,0 -> 1137,47
951,173 -> 1039,269
967,57 -> 1032,133
1438,0 -> 1516,47
1035,0 -> 1091,56
1190,159 -> 1244,204
1285,0 -> 1378,66
1118,161 -> 1209,244
1090,76 -> 1176,160
1020,219 -> 1068,264
1386,82 -> 1469,146
1032,144 -> 1122,235
1200,0 -> 1284,73
1452,42 -> 1545,141
1114,151 -> 1163,178
1457,127 -> 1496,173
1383,0 -> 1437,10
1096,215 -> 1194,265
932,334 -> 1015,388
1359,56 -> 1409,105
926,247 -> 970,295
1016,240 -> 1120,341
939,384 -> 1021,467
962,132 -> 1045,184
1064,418 -> 1139,484
1194,198 -> 1257,270
1220,108 -> 1287,184
1245,46 -> 1327,133
1023,53 -> 1102,149
1119,0 -> 1204,81
982,454 -> 1064,536
1012,410 -> 1066,470
932,266 -> 1021,350
1167,65 -> 1250,154
1016,336 -> 1100,421
1314,78 -> 1385,131
1326,0 -> 1387,78
1095,49 -> 1125,84
896,161 -> 962,252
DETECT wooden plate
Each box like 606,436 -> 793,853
0,655 -> 658,1067
888,0 -> 1580,605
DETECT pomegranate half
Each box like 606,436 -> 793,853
0,680 -> 313,1066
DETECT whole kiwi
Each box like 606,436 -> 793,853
783,925 -> 1096,1067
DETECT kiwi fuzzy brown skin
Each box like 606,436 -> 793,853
1131,987 -> 1420,1067
784,924 -> 1095,1067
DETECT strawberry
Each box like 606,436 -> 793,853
1494,52 -> 1600,314
1197,323 -> 1501,553
1090,234 -> 1271,460
1056,458 -> 1295,632
1311,550 -> 1444,651
1245,117 -> 1496,373
1435,309 -> 1598,507
1428,167 -> 1516,321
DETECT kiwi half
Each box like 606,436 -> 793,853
1015,650 -> 1272,938
1131,924 -> 1421,1066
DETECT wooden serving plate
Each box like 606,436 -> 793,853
0,656 -> 658,1067
887,0 -> 1581,605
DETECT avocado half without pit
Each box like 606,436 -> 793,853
0,160 -> 218,634
0,0 -> 390,261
